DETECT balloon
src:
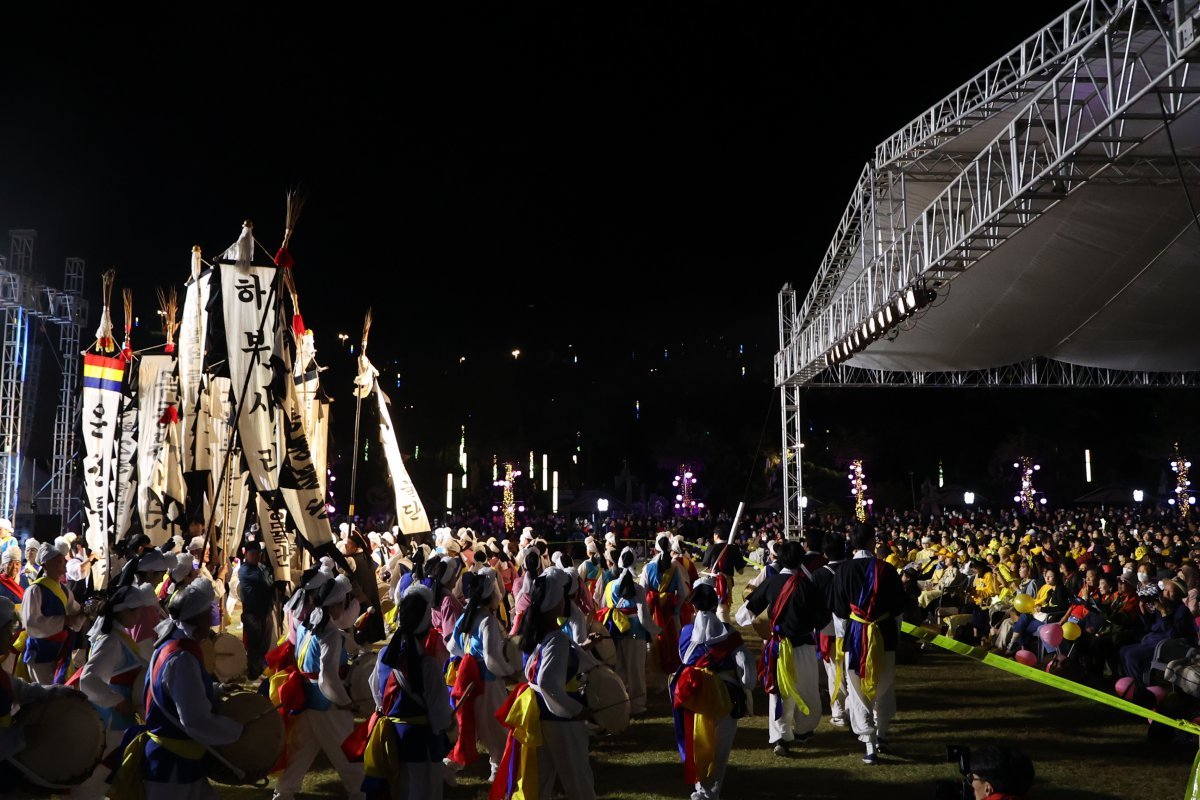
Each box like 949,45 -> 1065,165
1014,649 -> 1038,667
1038,623 -> 1064,649
1115,677 -> 1136,698
1012,593 -> 1035,614
1061,621 -> 1082,641
1148,685 -> 1167,705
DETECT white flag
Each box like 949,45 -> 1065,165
179,250 -> 212,474
360,355 -> 429,535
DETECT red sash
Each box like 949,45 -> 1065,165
447,653 -> 482,766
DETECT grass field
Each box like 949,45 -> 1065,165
218,573 -> 1199,799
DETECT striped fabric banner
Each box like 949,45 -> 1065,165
83,354 -> 125,393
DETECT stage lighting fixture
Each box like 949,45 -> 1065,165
867,317 -> 878,337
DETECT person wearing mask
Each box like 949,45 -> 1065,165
736,541 -> 830,756
493,574 -> 597,800
273,574 -> 366,800
237,541 -> 276,681
73,584 -> 156,799
444,567 -> 517,783
832,524 -> 911,765
107,579 -> 243,799
21,541 -> 84,684
362,584 -> 454,800
670,579 -> 755,800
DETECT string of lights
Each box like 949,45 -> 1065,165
1012,456 -> 1044,511
673,465 -> 702,516
849,459 -> 871,521
1170,443 -> 1194,520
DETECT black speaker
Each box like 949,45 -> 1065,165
32,513 -> 61,541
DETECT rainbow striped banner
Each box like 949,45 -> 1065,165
83,353 -> 125,393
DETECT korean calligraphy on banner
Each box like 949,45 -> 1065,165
360,355 -> 430,535
112,391 -> 139,543
280,373 -> 335,548
137,355 -> 184,545
256,490 -> 292,584
179,249 -> 211,474
81,353 -> 125,555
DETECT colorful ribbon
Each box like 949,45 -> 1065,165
491,683 -> 542,800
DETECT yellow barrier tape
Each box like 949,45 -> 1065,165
901,621 -> 1200,736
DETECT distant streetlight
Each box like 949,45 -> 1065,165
511,349 -> 521,359
337,333 -> 349,347
1133,489 -> 1144,503
964,492 -> 975,505
597,498 -> 609,513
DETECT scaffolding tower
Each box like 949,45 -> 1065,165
0,231 -> 86,527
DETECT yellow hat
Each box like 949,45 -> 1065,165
885,554 -> 903,569
1031,546 -> 1043,555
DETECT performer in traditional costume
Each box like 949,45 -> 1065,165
508,547 -> 542,636
0,597 -> 80,785
831,524 -> 911,764
493,574 -> 597,800
363,584 -> 454,799
126,549 -> 172,660
237,541 -> 276,681
21,540 -> 84,684
108,578 -> 242,799
641,534 -> 690,681
671,580 -> 755,800
735,541 -> 830,757
810,532 -> 849,728
273,574 -> 365,800
19,538 -> 40,588
73,584 -> 156,799
445,567 -> 517,782
0,544 -> 24,608
596,547 -> 658,715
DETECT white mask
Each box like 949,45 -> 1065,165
1138,572 -> 1150,583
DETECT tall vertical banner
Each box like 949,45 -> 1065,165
359,355 -> 430,535
280,372 -> 335,548
82,354 -> 125,555
256,491 -> 292,584
112,390 -> 139,542
179,249 -> 212,474
219,258 -> 284,494
137,355 -> 184,545
312,396 -> 330,498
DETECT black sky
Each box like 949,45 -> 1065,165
15,3 -> 1193,516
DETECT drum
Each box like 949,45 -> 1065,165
13,691 -> 105,792
209,690 -> 285,785
345,655 -> 377,718
587,619 -> 617,667
212,631 -> 249,683
751,616 -> 771,642
584,664 -> 630,735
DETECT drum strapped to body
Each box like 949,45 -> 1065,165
345,655 -> 376,718
752,616 -> 771,642
211,631 -> 248,683
583,664 -> 630,735
587,619 -> 617,667
12,691 -> 105,793
208,690 -> 285,786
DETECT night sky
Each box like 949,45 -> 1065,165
7,3 -> 1193,519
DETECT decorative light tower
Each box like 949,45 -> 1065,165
673,465 -> 702,516
1170,443 -> 1194,521
492,463 -> 521,532
1012,457 -> 1043,511
849,459 -> 871,522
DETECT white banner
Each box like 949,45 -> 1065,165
137,355 -> 183,545
179,252 -> 211,474
279,372 -> 334,548
216,461 -> 250,562
112,391 -> 138,542
256,491 -> 292,585
312,396 -> 330,499
372,370 -> 430,535
219,262 -> 284,493
81,353 -> 126,555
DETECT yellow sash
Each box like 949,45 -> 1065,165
774,638 -> 809,715
681,668 -> 732,783
831,636 -> 846,706
849,611 -> 889,703
363,715 -> 432,782
33,575 -> 69,610
107,730 -> 205,800
503,686 -> 543,800
602,583 -> 632,634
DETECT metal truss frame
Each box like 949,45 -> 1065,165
779,0 -> 1200,388
50,258 -> 85,526
806,357 -> 1200,387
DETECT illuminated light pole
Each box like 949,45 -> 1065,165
446,473 -> 453,511
552,470 -> 559,514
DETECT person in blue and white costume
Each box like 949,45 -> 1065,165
273,573 -> 366,800
445,566 -> 517,782
113,578 -> 242,800
548,561 -> 590,646
364,584 -> 454,799
596,547 -> 659,715
22,540 -> 84,685
72,583 -> 156,799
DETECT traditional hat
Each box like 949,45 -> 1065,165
381,532 -> 396,545
112,584 -> 158,612
23,537 -> 39,553
0,518 -> 13,533
169,552 -> 194,583
0,544 -> 20,567
37,541 -> 64,566
170,578 -> 215,621
137,549 -> 171,573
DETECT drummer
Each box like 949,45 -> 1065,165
597,547 -> 659,716
109,578 -> 243,799
363,584 -> 454,800
273,573 -> 366,800
126,549 -> 173,660
0,596 -> 81,789
496,573 -> 597,800
22,540 -> 84,684
73,584 -> 156,799
19,538 -> 39,588
444,567 -> 517,783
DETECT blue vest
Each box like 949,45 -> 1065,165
530,632 -> 583,722
143,637 -> 212,783
295,622 -> 349,711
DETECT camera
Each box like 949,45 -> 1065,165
932,744 -> 971,800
